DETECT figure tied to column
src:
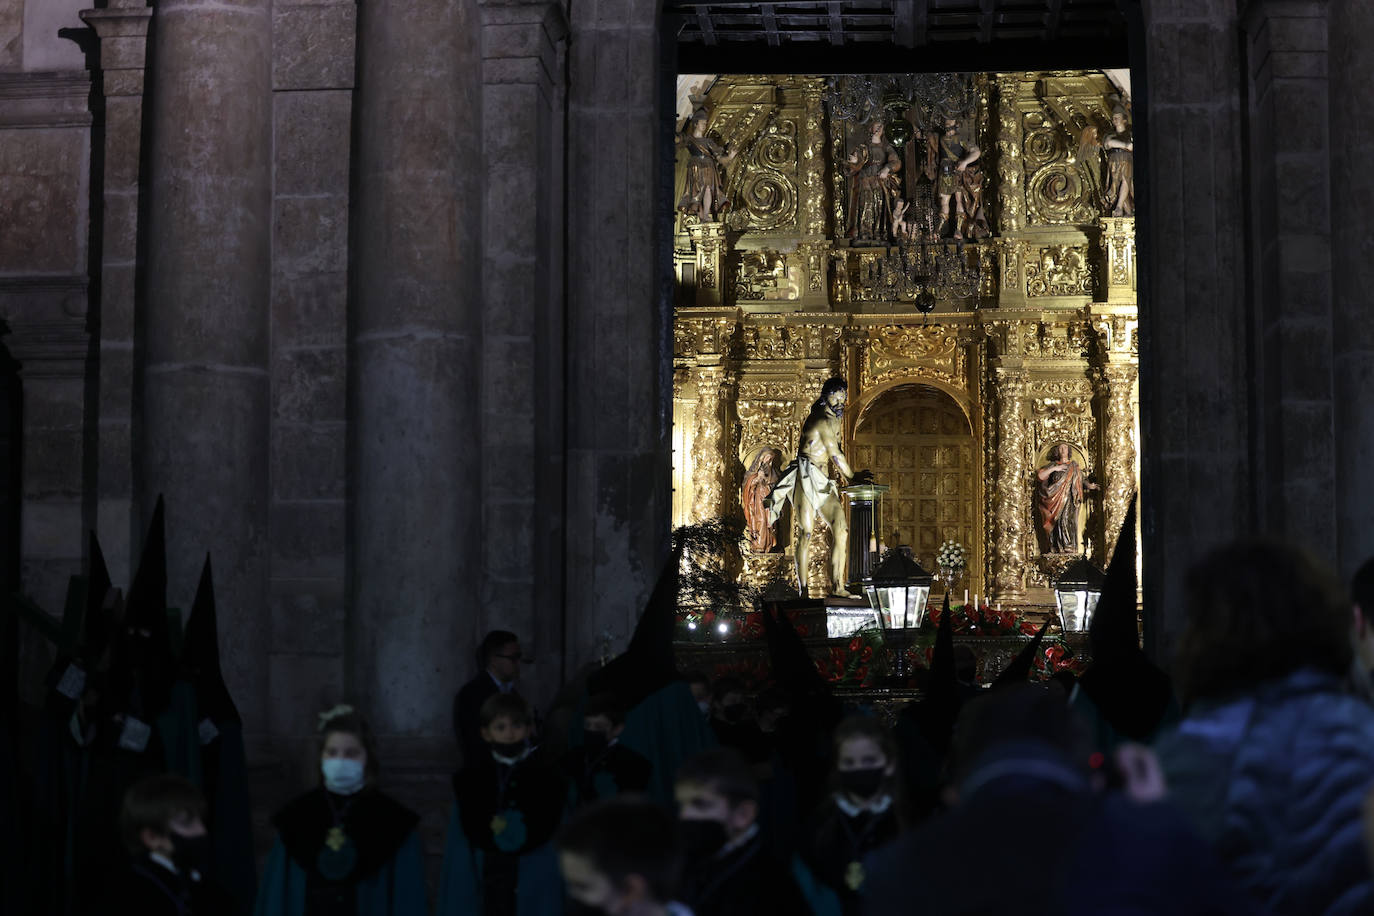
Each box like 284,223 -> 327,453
764,377 -> 872,598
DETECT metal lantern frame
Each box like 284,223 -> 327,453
864,549 -> 935,631
1054,556 -> 1106,632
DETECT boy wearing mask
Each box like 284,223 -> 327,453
673,749 -> 808,916
558,797 -> 693,916
565,693 -> 651,808
439,692 -> 567,915
119,773 -> 230,916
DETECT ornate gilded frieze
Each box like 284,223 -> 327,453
861,324 -> 967,390
735,249 -> 798,302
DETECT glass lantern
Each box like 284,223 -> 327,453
1054,556 -> 1106,632
864,549 -> 934,630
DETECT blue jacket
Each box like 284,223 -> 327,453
1156,668 -> 1374,915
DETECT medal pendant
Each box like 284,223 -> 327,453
491,814 -> 507,837
325,826 -> 347,852
844,860 -> 865,891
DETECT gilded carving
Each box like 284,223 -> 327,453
1098,364 -> 1137,556
735,249 -> 798,302
801,79 -> 828,236
736,398 -> 799,467
726,115 -> 799,232
862,324 -> 965,389
991,369 -> 1029,595
1025,245 -> 1095,298
1026,161 -> 1098,225
690,367 -> 728,522
795,238 -> 830,294
994,74 -> 1024,233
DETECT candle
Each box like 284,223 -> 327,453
963,589 -> 969,606
974,593 -> 980,609
869,534 -> 877,554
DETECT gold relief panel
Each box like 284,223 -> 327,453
1019,321 -> 1093,361
862,325 -> 967,389
1025,245 -> 1095,298
735,249 -> 797,302
736,398 -> 800,465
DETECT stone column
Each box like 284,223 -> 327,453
1242,1 -> 1335,556
1141,2 -> 1250,660
141,0 -> 272,730
990,368 -> 1028,598
796,78 -> 830,309
689,364 -> 727,522
478,2 -> 567,703
81,0 -> 151,585
994,74 -> 1024,234
350,0 -> 481,739
1330,0 -> 1374,576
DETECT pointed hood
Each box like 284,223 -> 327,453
1089,495 -> 1139,661
586,544 -> 682,710
761,597 -> 832,700
119,496 -> 175,718
993,618 -> 1051,688
79,530 -> 114,666
929,590 -> 956,695
183,554 -> 240,724
1078,494 -> 1175,742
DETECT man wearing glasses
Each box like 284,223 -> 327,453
453,630 -> 524,763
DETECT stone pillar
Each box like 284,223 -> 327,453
1330,0 -> 1374,576
990,367 -> 1027,598
478,1 -> 567,703
994,74 -> 1024,234
350,0 -> 481,739
1140,2 -> 1250,659
81,1 -> 151,585
797,78 -> 830,310
689,364 -> 727,522
141,0 -> 272,729
1242,0 -> 1335,556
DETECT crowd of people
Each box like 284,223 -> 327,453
12,531 -> 1374,915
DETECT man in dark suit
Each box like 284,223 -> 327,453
453,630 -> 522,764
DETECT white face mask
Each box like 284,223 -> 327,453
321,757 -> 366,795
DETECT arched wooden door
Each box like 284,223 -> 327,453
851,384 -> 975,572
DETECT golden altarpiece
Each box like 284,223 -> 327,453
672,72 -> 1139,611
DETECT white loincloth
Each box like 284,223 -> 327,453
766,455 -> 837,525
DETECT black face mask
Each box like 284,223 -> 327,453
489,739 -> 526,759
170,833 -> 212,875
679,818 -> 729,862
838,766 -> 886,799
583,731 -> 609,756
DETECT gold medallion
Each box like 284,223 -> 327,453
325,826 -> 347,852
844,860 -> 865,891
490,814 -> 507,837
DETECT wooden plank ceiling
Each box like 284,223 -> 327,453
668,1 -> 1131,70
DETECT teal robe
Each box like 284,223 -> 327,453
254,830 -> 427,916
435,802 -> 564,916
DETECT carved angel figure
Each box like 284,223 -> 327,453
1078,105 -> 1135,217
677,108 -> 735,222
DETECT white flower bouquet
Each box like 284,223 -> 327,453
936,539 -> 966,572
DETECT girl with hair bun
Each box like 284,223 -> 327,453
254,705 -> 427,915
